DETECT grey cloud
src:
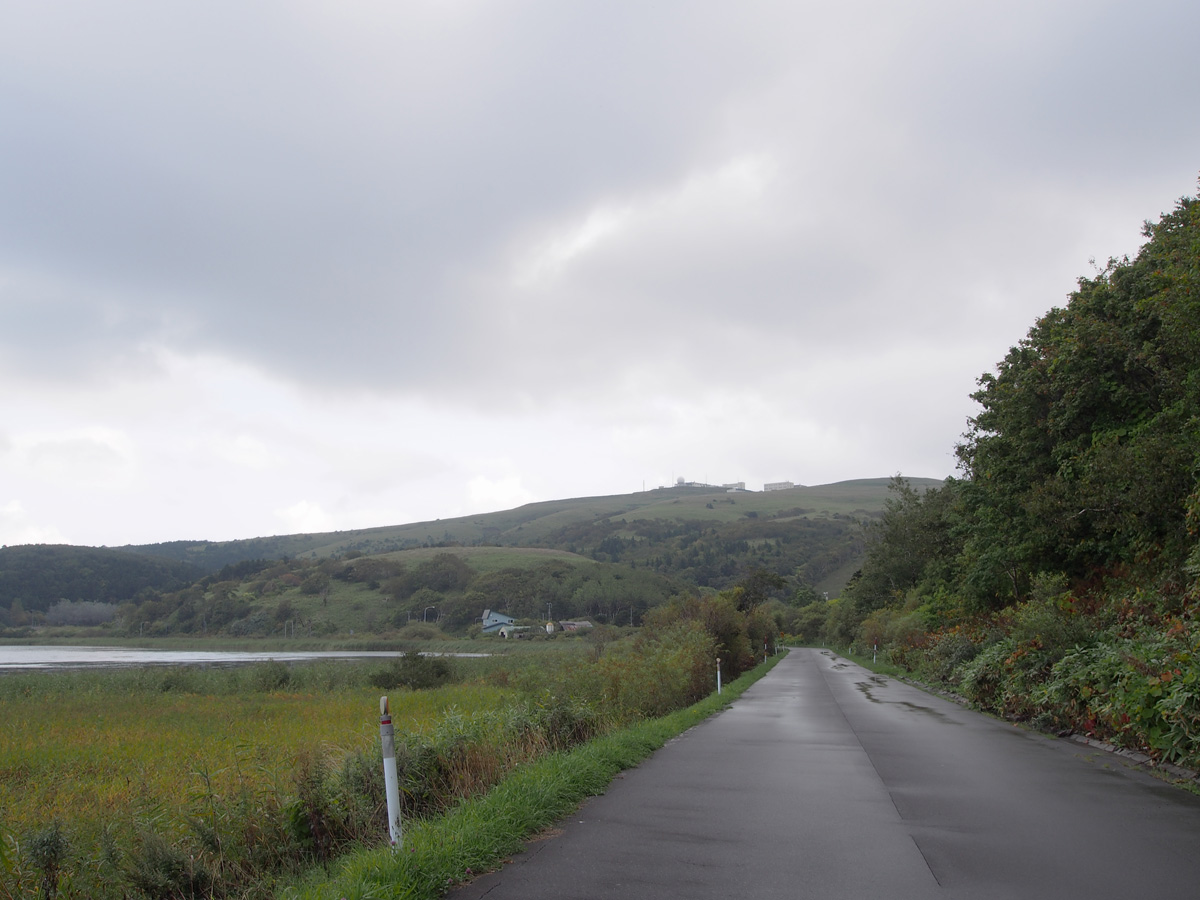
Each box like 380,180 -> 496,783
1,0 -> 1198,408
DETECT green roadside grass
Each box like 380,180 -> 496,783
283,651 -> 786,900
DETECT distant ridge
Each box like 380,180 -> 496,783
0,477 -> 945,613
116,477 -> 944,573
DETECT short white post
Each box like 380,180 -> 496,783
716,658 -> 722,695
379,696 -> 402,848
873,642 -> 878,664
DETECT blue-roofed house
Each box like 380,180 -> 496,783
481,609 -> 516,634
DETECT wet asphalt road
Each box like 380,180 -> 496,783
447,648 -> 1200,899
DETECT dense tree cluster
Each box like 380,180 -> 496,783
836,189 -> 1199,619
805,186 -> 1200,766
0,545 -> 200,613
957,192 -> 1200,602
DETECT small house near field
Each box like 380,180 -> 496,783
481,609 -> 516,634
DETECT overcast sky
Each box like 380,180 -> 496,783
2,0 -> 1198,547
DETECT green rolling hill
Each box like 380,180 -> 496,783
120,478 -> 940,574
1,477 -> 942,636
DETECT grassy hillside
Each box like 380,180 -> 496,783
1,479 -> 942,640
120,478 -> 937,568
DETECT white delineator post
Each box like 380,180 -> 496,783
716,658 -> 722,695
379,696 -> 402,849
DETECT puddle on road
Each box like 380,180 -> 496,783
855,680 -> 958,723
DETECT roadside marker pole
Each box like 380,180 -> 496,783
379,696 -> 402,849
716,658 -> 722,695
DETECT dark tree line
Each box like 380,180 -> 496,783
0,545 -> 201,613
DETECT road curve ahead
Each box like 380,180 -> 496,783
447,647 -> 1200,900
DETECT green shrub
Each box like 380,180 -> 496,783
251,658 -> 293,691
956,639 -> 1016,710
918,628 -> 978,682
1043,633 -> 1200,766
25,821 -> 71,900
369,652 -> 453,691
127,831 -> 212,900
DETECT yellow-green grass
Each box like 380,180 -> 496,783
271,579 -> 396,634
0,682 -> 509,849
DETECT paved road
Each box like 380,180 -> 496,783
447,647 -> 1200,899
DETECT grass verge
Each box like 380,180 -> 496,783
833,647 -> 909,679
284,651 -> 785,900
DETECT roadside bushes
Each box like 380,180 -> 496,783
506,621 -> 717,724
642,590 -> 775,681
873,585 -> 1200,769
1040,629 -> 1200,767
951,620 -> 1200,769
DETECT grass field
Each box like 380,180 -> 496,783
0,627 -> 716,899
0,662 -> 512,899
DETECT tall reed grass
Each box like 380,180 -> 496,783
2,624 -> 724,899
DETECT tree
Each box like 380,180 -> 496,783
734,569 -> 787,610
958,189 -> 1200,591
300,572 -> 331,595
843,477 -> 964,611
411,553 -> 473,593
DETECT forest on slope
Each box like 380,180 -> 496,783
0,545 -> 202,615
804,185 -> 1200,769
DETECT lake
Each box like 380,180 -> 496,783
0,645 -> 489,671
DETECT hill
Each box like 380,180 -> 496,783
1,478 -> 942,637
122,478 -> 939,577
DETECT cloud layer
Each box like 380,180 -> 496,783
2,0 -> 1198,545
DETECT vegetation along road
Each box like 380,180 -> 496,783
448,648 -> 1200,899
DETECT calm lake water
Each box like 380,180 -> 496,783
0,646 -> 489,671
